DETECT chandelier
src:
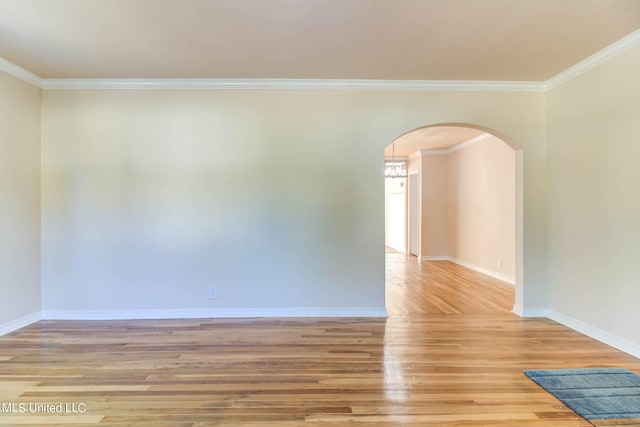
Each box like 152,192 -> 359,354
384,141 -> 407,178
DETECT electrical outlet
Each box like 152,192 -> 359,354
209,287 -> 217,300
497,259 -> 503,269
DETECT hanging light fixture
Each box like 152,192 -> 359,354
384,141 -> 407,178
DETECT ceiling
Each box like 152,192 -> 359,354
1,1 -> 638,154
0,0 -> 639,80
384,126 -> 487,158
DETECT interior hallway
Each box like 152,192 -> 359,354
0,257 -> 639,426
385,252 -> 514,316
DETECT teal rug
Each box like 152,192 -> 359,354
524,368 -> 640,426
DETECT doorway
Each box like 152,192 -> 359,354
384,177 -> 406,253
407,170 -> 419,257
384,124 -> 522,315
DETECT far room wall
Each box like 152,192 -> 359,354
419,152 -> 450,259
40,89 -> 547,315
449,136 -> 516,282
409,135 -> 516,283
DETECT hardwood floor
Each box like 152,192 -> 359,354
1,256 -> 639,426
386,253 -> 514,316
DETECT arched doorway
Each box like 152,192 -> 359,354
384,123 -> 523,315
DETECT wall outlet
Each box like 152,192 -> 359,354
209,287 -> 217,300
497,259 -> 503,269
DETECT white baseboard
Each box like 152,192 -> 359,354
421,255 -> 515,285
41,307 -> 388,320
4,307 -> 640,361
5,306 -> 638,362
546,309 -> 640,360
0,312 -> 42,336
421,256 -> 450,261
512,305 -> 548,318
510,306 -> 640,359
450,257 -> 515,285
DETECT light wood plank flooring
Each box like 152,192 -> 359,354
1,255 -> 639,426
386,253 -> 515,315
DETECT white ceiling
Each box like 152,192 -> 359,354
1,1 -> 638,154
0,0 -> 639,80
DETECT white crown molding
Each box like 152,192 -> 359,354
546,29 -> 640,90
420,149 -> 450,156
419,132 -> 492,156
0,311 -> 42,336
3,30 -> 639,92
448,132 -> 492,153
0,56 -> 42,87
408,151 -> 423,161
41,307 -> 388,320
40,78 -> 546,92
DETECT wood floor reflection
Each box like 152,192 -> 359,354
386,253 -> 514,315
0,255 -> 638,426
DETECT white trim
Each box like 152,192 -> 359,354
512,305 -> 548,318
514,150 -> 525,314
424,256 -> 516,285
546,29 -> 640,90
420,149 -> 450,156
421,256 -> 451,261
0,312 -> 42,336
450,257 -> 515,285
2,30 -> 638,92
41,78 -> 546,92
407,169 -> 421,258
448,132 -> 492,153
5,309 -> 640,360
41,307 -> 388,320
0,56 -> 42,87
512,307 -> 640,358
546,309 -> 640,359
419,133 -> 493,156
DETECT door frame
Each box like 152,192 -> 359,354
407,170 -> 420,257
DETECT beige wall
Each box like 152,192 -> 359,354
420,154 -> 450,257
548,44 -> 640,345
2,39 -> 638,351
0,70 -> 41,326
41,89 -> 547,314
409,136 -> 516,283
448,136 -> 516,282
2,36 -> 638,351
